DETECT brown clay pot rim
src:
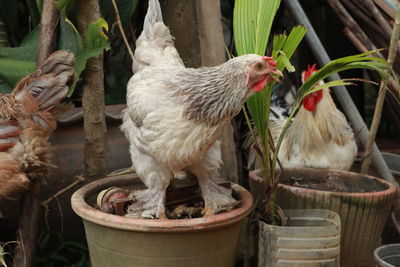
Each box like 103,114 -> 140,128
249,167 -> 398,197
71,175 -> 253,233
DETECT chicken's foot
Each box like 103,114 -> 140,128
199,179 -> 236,216
126,188 -> 167,219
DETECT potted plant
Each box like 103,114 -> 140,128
233,0 -> 394,266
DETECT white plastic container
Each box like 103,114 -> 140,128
258,209 -> 341,267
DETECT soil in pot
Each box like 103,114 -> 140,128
282,172 -> 388,193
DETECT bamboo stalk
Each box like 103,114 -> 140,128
365,0 -> 393,38
326,0 -> 380,54
343,27 -> 369,53
354,0 -> 375,16
361,10 -> 400,174
341,0 -> 390,42
343,27 -> 400,97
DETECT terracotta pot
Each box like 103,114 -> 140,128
249,168 -> 397,267
71,175 -> 253,267
258,209 -> 341,267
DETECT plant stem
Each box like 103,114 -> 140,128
243,106 -> 267,174
111,0 -> 134,61
361,10 -> 400,174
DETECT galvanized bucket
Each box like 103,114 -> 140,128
374,244 -> 400,267
71,175 -> 253,267
258,209 -> 341,267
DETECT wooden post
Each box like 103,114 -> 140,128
14,1 -> 59,266
76,0 -> 107,179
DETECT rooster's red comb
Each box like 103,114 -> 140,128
303,64 -> 318,81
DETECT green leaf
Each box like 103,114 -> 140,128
36,0 -> 43,15
272,33 -> 287,57
303,79 -> 354,97
55,0 -> 76,17
273,25 -> 307,71
297,52 -> 388,99
0,1 -> 18,41
59,16 -> 84,55
233,0 -> 281,56
116,0 -> 140,30
85,17 -> 109,50
67,17 -> 111,96
0,26 -> 38,88
39,233 -> 51,252
282,25 -> 307,59
50,254 -> 69,263
25,0 -> 40,26
0,27 -> 39,61
0,79 -> 12,93
234,0 -> 282,146
0,58 -> 35,86
278,51 -> 295,72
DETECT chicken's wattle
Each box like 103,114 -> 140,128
252,79 -> 268,92
302,90 -> 323,112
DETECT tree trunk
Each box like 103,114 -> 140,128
76,0 -> 107,179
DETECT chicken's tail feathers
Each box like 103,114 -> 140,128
13,50 -> 75,111
132,0 -> 183,72
12,50 -> 75,131
144,0 -> 163,36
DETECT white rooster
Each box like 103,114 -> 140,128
270,64 -> 357,170
120,0 -> 282,218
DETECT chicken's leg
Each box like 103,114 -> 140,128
188,141 -> 236,215
126,145 -> 172,219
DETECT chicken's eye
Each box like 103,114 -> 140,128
255,63 -> 263,70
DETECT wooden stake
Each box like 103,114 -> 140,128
361,10 -> 400,174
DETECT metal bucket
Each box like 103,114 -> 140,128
374,244 -> 400,267
71,175 -> 253,267
258,209 -> 341,267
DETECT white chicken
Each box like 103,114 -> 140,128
120,0 -> 282,218
270,64 -> 357,170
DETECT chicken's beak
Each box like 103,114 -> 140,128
269,69 -> 284,83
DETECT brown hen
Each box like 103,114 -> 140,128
0,50 -> 75,198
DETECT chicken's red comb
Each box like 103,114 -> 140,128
303,64 -> 318,81
263,56 -> 276,67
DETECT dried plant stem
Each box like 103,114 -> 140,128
111,0 -> 134,61
361,10 -> 400,174
41,176 -> 85,207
